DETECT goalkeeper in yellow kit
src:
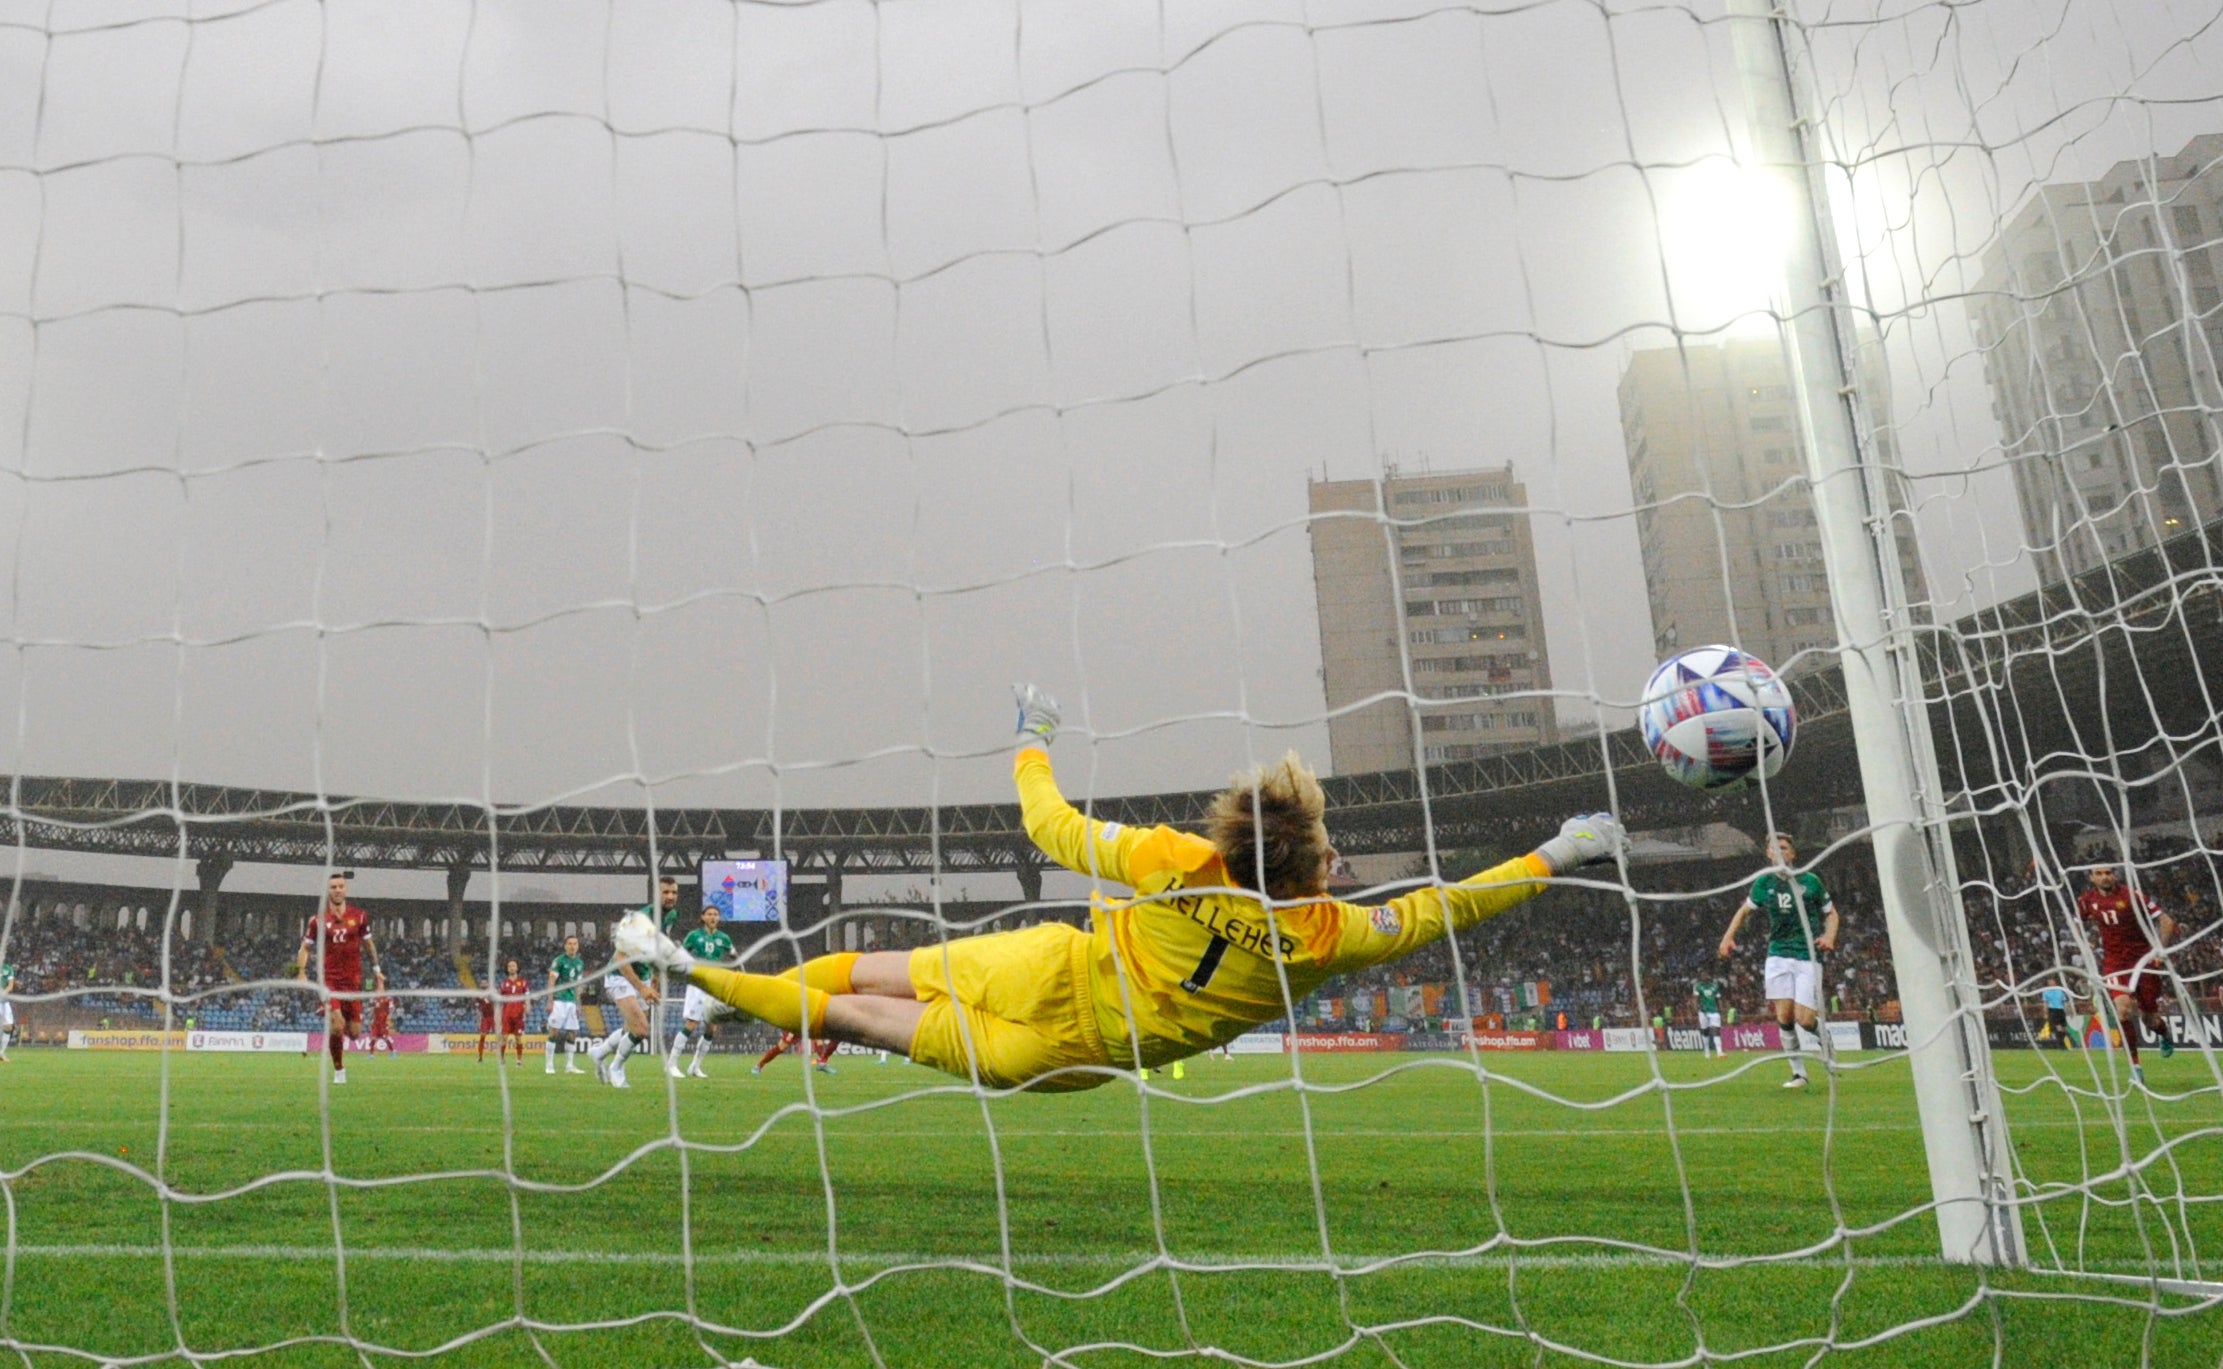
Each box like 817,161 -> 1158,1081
616,686 -> 1622,1091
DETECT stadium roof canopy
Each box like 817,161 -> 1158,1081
2,522 -> 2217,878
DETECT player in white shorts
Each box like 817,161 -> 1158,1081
668,906 -> 738,1079
1718,834 -> 1838,1089
593,968 -> 649,1085
587,877 -> 676,1087
0,959 -> 15,1062
1762,955 -> 1823,1012
543,936 -> 589,1074
1690,975 -> 1726,1058
679,984 -> 737,1030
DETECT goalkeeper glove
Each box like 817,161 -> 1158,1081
1534,813 -> 1623,876
1013,683 -> 1060,748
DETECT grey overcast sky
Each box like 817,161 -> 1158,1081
2,0 -> 2220,899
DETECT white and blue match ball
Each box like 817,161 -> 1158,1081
1638,646 -> 1797,791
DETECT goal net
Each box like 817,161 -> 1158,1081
2,0 -> 2219,1363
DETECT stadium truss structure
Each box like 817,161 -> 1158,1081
4,517 -> 2216,881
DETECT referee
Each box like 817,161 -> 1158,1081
2041,978 -> 2076,1049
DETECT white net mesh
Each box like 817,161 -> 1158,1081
3,0 -> 2222,1363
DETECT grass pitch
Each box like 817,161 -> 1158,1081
2,1044 -> 2218,1367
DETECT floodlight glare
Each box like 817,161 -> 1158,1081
1658,158 -> 1801,334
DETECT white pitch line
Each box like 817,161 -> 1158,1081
0,1119 -> 2186,1141
8,1243 -> 2186,1274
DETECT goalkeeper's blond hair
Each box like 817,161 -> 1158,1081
1206,751 -> 1330,900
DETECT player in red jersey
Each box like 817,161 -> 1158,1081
368,972 -> 397,1055
752,1029 -> 838,1075
2077,864 -> 2179,1085
295,872 -> 380,1084
497,959 -> 530,1065
476,983 -> 497,1062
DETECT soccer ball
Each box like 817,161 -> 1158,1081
1639,646 -> 1796,790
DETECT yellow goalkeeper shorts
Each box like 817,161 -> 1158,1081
906,923 -> 1113,1092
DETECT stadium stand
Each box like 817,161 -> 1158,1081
7,828 -> 2221,1041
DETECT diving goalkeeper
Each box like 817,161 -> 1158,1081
615,686 -> 1621,1091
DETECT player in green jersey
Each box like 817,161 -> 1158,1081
1691,976 -> 1726,1058
545,935 -> 589,1074
588,876 -> 678,1087
0,960 -> 15,1061
668,907 -> 738,1079
1719,833 -> 1838,1088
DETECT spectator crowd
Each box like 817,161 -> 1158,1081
4,829 -> 2221,1040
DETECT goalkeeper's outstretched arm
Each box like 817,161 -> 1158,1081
1014,748 -> 1223,893
1318,815 -> 1624,973
1009,684 -> 1221,893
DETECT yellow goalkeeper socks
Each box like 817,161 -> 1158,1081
689,967 -> 828,1036
777,951 -> 859,996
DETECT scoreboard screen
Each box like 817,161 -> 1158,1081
701,859 -> 788,923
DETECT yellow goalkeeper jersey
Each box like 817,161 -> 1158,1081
1014,748 -> 1550,1067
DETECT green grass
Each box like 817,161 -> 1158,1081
1,1045 -> 2218,1366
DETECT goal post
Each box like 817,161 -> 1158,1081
1728,0 -> 2025,1266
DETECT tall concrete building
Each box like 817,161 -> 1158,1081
1972,134 -> 2223,585
1618,336 -> 1926,671
1308,465 -> 1554,774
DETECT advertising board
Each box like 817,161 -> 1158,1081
186,1031 -> 310,1053
1862,1022 -> 1908,1051
1460,1030 -> 1547,1051
1283,1032 -> 1405,1053
1723,1023 -> 1784,1052
66,1030 -> 187,1050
